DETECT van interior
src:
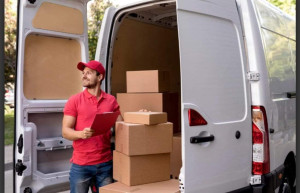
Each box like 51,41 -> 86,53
110,2 -> 180,96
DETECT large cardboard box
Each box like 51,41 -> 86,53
115,122 -> 173,156
99,180 -> 180,193
126,70 -> 170,93
117,93 -> 180,133
124,112 -> 167,125
170,133 -> 182,179
113,151 -> 170,186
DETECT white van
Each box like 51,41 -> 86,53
14,0 -> 295,192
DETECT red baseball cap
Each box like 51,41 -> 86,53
77,60 -> 105,78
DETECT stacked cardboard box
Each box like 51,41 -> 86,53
117,70 -> 180,133
113,112 -> 172,186
126,70 -> 170,93
170,133 -> 182,179
99,179 -> 180,193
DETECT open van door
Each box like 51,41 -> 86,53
15,0 -> 89,192
177,0 -> 253,192
94,6 -> 116,92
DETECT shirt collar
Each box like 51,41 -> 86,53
83,88 -> 107,99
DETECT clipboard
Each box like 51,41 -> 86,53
91,112 -> 119,135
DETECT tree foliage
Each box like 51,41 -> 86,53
4,0 -> 17,88
267,0 -> 296,16
88,0 -> 113,60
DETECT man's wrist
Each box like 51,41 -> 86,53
77,130 -> 83,139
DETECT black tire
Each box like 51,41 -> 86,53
279,164 -> 296,193
282,181 -> 292,193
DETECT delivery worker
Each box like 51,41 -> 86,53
62,60 -> 122,193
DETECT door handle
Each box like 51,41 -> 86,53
190,135 -> 214,144
287,92 -> 296,98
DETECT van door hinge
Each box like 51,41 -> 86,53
15,159 -> 27,176
179,171 -> 184,192
17,134 -> 23,153
247,72 -> 260,81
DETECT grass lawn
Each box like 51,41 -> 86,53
5,106 -> 14,145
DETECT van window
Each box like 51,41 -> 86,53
254,0 -> 290,38
290,41 -> 296,72
260,29 -> 295,97
254,0 -> 295,98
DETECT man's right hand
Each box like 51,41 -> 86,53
81,128 -> 95,139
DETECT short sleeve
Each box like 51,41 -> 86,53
112,98 -> 120,115
64,96 -> 77,117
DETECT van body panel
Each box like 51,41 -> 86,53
239,0 -> 296,173
95,6 -> 117,92
176,0 -> 252,192
15,0 -> 89,192
251,0 -> 296,172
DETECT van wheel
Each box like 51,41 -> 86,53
279,170 -> 294,193
279,156 -> 296,193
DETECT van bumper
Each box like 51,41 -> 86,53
228,164 -> 285,193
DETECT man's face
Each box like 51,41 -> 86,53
82,67 -> 102,88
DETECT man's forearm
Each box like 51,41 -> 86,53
62,127 -> 82,141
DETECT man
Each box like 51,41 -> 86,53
62,60 -> 122,193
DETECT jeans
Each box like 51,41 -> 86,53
69,160 -> 113,193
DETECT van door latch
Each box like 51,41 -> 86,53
17,134 -> 23,153
15,159 -> 27,176
247,72 -> 260,81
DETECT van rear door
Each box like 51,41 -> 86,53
177,0 -> 252,192
15,0 -> 89,192
94,6 -> 116,91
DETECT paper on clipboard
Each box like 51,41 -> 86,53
91,112 -> 119,135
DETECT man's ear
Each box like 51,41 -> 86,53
98,74 -> 104,82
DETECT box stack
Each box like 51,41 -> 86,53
117,70 -> 180,133
99,70 -> 180,192
113,112 -> 172,186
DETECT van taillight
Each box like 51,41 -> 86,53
252,106 -> 270,175
188,109 -> 207,126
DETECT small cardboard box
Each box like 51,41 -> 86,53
117,93 -> 180,133
126,70 -> 170,93
99,180 -> 180,193
113,151 -> 170,186
124,112 -> 167,125
170,133 -> 182,179
115,122 -> 173,156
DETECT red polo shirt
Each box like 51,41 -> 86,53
64,89 -> 120,165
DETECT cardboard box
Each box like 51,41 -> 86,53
126,70 -> 170,93
113,151 -> 170,186
170,133 -> 182,179
124,112 -> 167,125
99,180 -> 180,193
117,93 -> 180,133
115,122 -> 173,156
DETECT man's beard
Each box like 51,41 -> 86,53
82,79 -> 97,88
